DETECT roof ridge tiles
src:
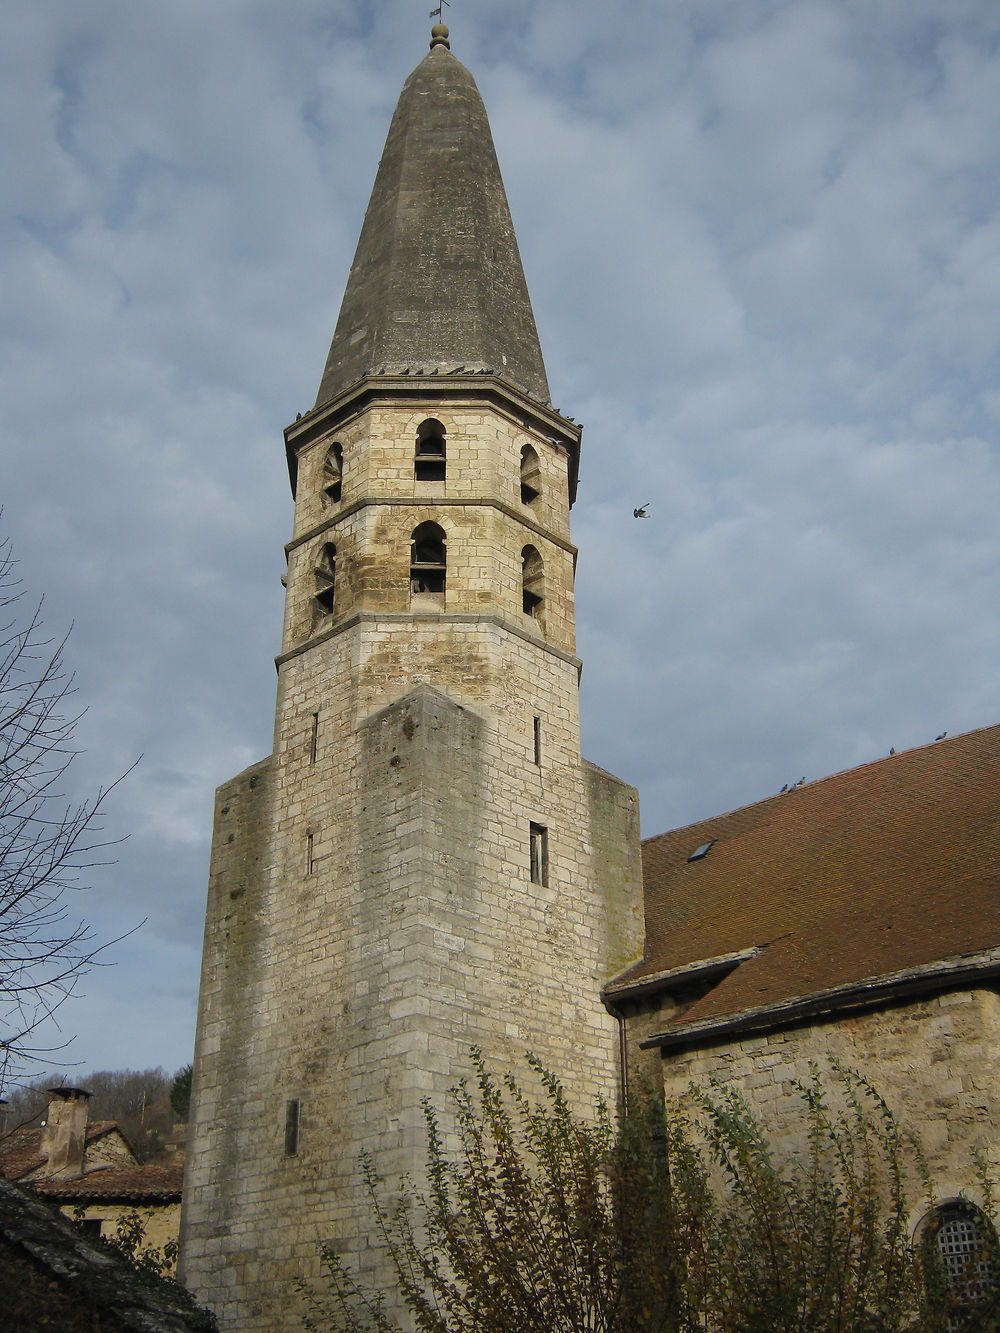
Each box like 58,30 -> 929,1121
643,720 -> 1000,846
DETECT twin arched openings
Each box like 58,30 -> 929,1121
312,529 -> 543,625
321,427 -> 541,506
409,531 -> 544,621
310,426 -> 546,627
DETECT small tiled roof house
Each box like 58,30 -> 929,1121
606,724 -> 1000,1218
0,1087 -> 183,1263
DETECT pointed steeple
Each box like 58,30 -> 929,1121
315,29 -> 550,407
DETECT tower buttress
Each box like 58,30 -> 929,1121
180,28 -> 643,1332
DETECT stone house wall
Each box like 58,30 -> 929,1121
644,988 -> 1000,1221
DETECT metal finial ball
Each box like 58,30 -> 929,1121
430,22 -> 450,49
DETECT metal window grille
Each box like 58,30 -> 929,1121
936,1208 -> 997,1331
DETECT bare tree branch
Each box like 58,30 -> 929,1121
0,533 -> 134,1090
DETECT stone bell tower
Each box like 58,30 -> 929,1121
179,25 -> 643,1331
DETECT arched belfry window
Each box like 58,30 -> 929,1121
521,545 -> 544,620
520,445 -> 541,506
313,542 -> 337,621
415,419 -> 446,483
322,443 -> 343,504
925,1201 -> 998,1329
410,522 -> 446,609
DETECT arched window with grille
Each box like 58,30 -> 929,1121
925,1201 -> 998,1330
521,545 -> 544,622
322,443 -> 343,504
414,419 -> 446,483
410,522 -> 446,609
313,542 -> 336,621
520,444 -> 541,506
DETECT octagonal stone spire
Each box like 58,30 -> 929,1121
314,37 -> 550,407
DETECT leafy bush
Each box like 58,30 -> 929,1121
299,1053 -> 999,1333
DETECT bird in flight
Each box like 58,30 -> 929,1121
633,502 -> 651,518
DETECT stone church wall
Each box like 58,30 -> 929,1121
653,988 -> 1000,1215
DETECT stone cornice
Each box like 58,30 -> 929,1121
635,947 -> 1000,1052
275,610 -> 582,673
284,496 -> 577,559
283,374 -> 582,502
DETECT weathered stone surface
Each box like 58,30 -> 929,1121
180,382 -> 644,1329
314,46 -> 549,407
180,29 -> 645,1328
619,988 -> 1000,1225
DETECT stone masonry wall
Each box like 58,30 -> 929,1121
652,989 -> 1000,1220
65,1202 -> 181,1269
180,391 -> 644,1331
178,756 -> 272,1305
282,402 -> 577,657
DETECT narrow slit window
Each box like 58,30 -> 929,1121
322,443 -> 343,504
313,543 -> 337,621
309,712 -> 319,765
415,419 -> 447,483
306,832 -> 315,875
520,444 -> 541,505
529,822 -> 548,886
410,522 -> 446,609
284,1098 -> 301,1157
533,716 -> 542,766
522,545 -> 544,620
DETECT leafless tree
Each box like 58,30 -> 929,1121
3,1067 -> 177,1160
0,533 -> 131,1090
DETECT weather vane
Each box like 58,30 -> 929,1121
429,0 -> 450,20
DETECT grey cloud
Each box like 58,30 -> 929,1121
3,0 -> 1000,1079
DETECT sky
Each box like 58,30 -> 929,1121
3,0 -> 1000,1084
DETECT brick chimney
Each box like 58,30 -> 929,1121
40,1087 -> 91,1179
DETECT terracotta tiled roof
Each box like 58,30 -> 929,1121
0,1121 -> 118,1182
32,1161 -> 183,1202
617,724 -> 1000,1034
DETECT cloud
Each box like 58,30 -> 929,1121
3,0 -> 1000,1078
